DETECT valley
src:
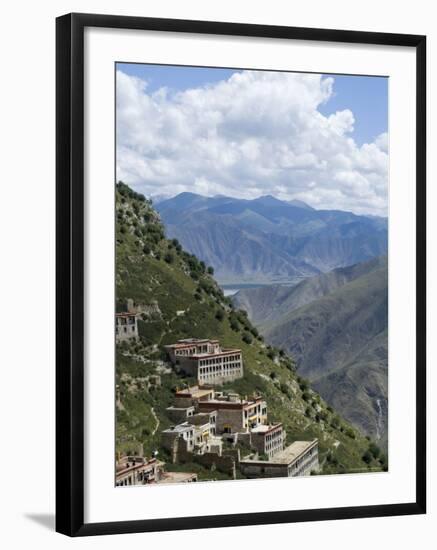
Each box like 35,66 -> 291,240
233,257 -> 388,448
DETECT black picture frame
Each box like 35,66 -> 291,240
56,12 -> 426,537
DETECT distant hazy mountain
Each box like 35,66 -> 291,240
287,199 -> 315,210
233,257 -> 388,447
157,193 -> 387,284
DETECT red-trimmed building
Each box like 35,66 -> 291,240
115,456 -> 162,486
239,439 -> 319,478
250,423 -> 285,458
198,394 -> 267,433
165,338 -> 243,385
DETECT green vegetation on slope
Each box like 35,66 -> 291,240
115,181 -> 387,477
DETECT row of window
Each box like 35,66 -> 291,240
116,325 -> 137,333
290,452 -> 318,474
199,371 -> 241,381
116,470 -> 156,486
199,362 -> 242,373
175,347 -> 197,356
265,430 -> 282,442
266,440 -> 283,453
116,317 -> 136,325
244,404 -> 263,416
198,355 -> 241,366
291,457 -> 319,476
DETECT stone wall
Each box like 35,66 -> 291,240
166,406 -> 195,423
126,298 -> 162,319
214,407 -> 244,433
162,432 -> 179,461
176,438 -> 237,478
239,461 -> 289,478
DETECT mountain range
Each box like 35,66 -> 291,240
156,193 -> 388,284
233,256 -> 388,448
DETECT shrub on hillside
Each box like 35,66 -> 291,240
215,309 -> 225,321
302,391 -> 311,402
362,450 -> 373,464
198,279 -> 214,294
369,443 -> 381,459
164,252 -> 175,264
330,416 -> 340,429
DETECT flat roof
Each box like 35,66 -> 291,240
240,439 -> 318,467
271,440 -> 318,464
192,411 -> 216,418
166,338 -> 220,348
199,396 -> 264,410
158,471 -> 197,483
115,458 -> 160,479
178,338 -> 218,343
175,386 -> 215,398
162,422 -> 194,433
251,423 -> 282,434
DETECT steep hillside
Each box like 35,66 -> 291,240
115,182 -> 387,477
233,256 -> 387,327
238,260 -> 388,447
312,330 -> 388,450
156,193 -> 388,284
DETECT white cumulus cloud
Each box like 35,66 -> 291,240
116,69 -> 388,216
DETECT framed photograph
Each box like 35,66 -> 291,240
56,13 -> 426,536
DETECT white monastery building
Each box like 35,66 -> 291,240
165,338 -> 243,385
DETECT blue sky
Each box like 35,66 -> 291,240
116,64 -> 388,215
117,63 -> 387,146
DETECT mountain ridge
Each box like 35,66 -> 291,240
157,192 -> 387,284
